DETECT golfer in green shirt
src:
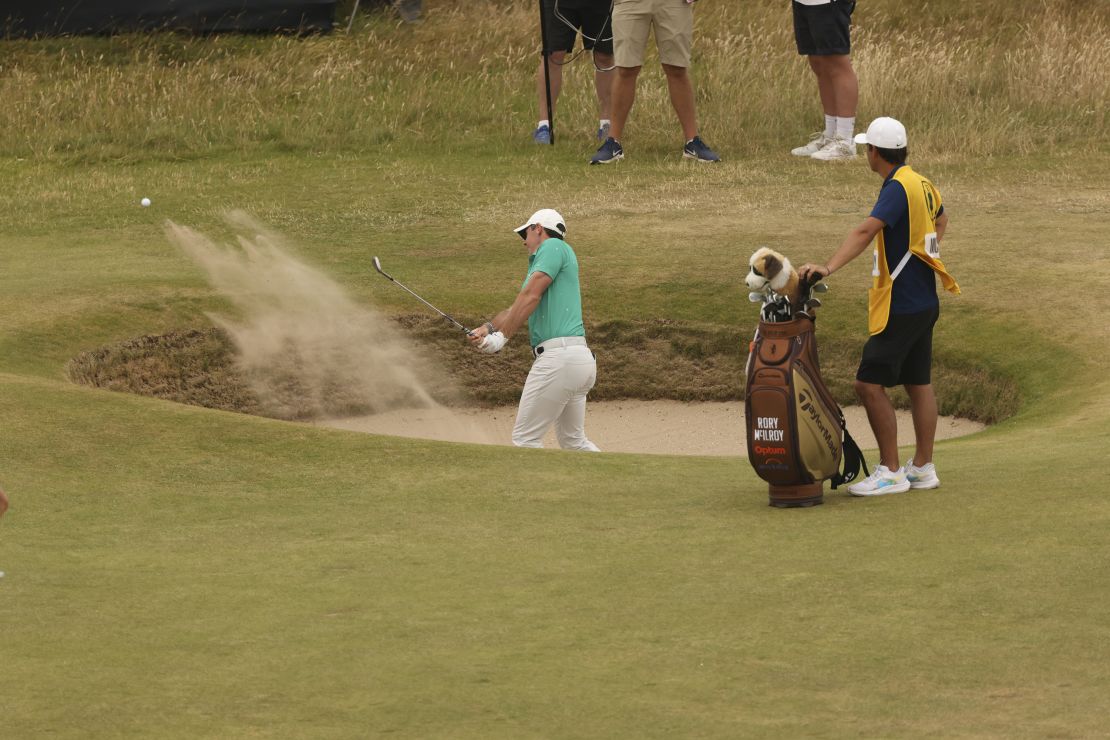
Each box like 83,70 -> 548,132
469,209 -> 600,451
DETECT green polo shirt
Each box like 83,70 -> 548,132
524,237 -> 586,347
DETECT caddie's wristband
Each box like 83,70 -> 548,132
484,322 -> 495,333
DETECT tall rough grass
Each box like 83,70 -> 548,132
0,0 -> 1105,161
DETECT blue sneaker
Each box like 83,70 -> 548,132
597,122 -> 611,142
683,135 -> 720,162
590,137 -> 623,165
533,124 -> 552,145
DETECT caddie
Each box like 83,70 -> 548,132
469,209 -> 601,451
799,117 -> 959,496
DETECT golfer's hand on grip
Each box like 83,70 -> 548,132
799,263 -> 831,283
476,331 -> 507,354
469,321 -> 495,344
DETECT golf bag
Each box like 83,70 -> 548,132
744,315 -> 867,507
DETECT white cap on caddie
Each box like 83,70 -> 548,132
853,116 -> 908,149
514,208 -> 566,239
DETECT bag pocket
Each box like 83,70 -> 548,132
868,284 -> 892,336
746,382 -> 797,486
791,363 -> 843,482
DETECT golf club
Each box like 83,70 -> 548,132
372,256 -> 472,335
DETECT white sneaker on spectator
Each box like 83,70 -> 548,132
848,465 -> 911,497
791,133 -> 830,157
904,460 -> 941,489
811,138 -> 857,161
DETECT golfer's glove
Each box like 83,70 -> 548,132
479,331 -> 507,354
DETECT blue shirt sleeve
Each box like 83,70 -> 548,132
531,240 -> 566,281
870,180 -> 908,226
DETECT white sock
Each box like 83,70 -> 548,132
836,116 -> 855,141
599,118 -> 611,128
537,119 -> 550,129
824,114 -> 836,139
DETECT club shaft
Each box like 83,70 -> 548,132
539,0 -> 555,145
396,282 -> 467,330
382,274 -> 469,332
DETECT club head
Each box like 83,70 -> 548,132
749,291 -> 764,303
812,282 -> 829,293
372,256 -> 384,274
804,271 -> 825,289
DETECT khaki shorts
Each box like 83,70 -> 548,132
612,0 -> 694,68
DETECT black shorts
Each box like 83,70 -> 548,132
543,0 -> 614,55
793,0 -> 855,56
856,306 -> 940,388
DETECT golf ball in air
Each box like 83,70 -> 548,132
140,197 -> 151,207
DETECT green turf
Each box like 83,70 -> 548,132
2,1 -> 1110,736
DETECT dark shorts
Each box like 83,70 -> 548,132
543,0 -> 614,55
793,0 -> 855,56
857,306 -> 940,388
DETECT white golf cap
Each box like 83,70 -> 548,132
514,208 -> 566,239
853,116 -> 908,149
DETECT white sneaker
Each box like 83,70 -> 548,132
904,460 -> 941,490
848,464 -> 911,497
810,137 -> 857,161
791,133 -> 830,157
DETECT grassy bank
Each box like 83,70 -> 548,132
0,0 -> 1106,162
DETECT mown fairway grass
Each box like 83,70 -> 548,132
2,1 -> 1109,736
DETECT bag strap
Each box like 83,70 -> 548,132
830,418 -> 869,489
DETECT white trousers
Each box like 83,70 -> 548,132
512,344 -> 600,451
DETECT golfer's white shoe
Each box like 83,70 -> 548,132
811,138 -> 858,161
848,465 -> 911,497
904,460 -> 941,490
791,133 -> 830,157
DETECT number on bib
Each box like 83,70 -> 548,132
925,232 -> 940,258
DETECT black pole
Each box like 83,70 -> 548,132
538,0 -> 555,146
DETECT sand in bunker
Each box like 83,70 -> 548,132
317,401 -> 984,456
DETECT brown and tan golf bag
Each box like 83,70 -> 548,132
744,315 -> 867,507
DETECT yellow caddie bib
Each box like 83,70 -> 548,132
868,166 -> 961,336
